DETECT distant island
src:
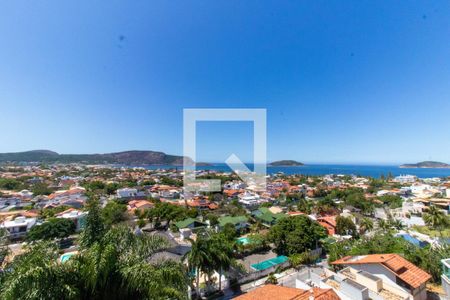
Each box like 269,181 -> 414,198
269,160 -> 304,167
0,150 -> 192,166
400,161 -> 450,168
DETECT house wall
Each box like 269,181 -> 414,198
350,264 -> 397,283
354,272 -> 382,292
339,279 -> 369,300
349,264 -> 418,299
442,275 -> 450,299
410,284 -> 427,300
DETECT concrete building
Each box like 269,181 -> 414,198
332,254 -> 431,300
441,258 -> 450,299
1,216 -> 37,239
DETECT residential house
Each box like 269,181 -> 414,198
394,175 -> 417,184
217,216 -> 249,231
175,218 -> 207,231
317,216 -> 337,236
116,188 -> 142,198
127,200 -> 154,214
233,284 -> 340,300
294,266 -> 413,300
238,192 -> 264,207
56,209 -> 88,231
332,254 -> 431,300
252,207 -> 286,227
223,189 -> 242,199
442,258 -> 450,298
1,216 -> 37,239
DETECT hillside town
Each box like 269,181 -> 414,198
1,164 -> 449,299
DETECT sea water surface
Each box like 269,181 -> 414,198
144,164 -> 450,178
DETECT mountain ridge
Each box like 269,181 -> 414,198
0,150 -> 191,166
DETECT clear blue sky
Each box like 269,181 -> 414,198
1,1 -> 450,164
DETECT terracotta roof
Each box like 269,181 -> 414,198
317,216 -> 337,235
331,254 -> 431,288
317,216 -> 336,227
233,285 -> 340,300
223,189 -> 240,196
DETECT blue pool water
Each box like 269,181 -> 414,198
399,234 -> 429,248
60,252 -> 76,263
251,255 -> 288,271
237,237 -> 250,245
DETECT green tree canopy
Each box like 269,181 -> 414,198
335,216 -> 357,236
269,215 -> 326,255
378,195 -> 403,209
30,182 -> 53,196
27,218 -> 76,241
102,200 -> 128,226
1,226 -> 189,300
80,197 -> 106,248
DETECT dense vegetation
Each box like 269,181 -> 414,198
268,215 -> 326,255
0,199 -> 189,300
27,218 -> 76,241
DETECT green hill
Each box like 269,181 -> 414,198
0,150 -> 190,166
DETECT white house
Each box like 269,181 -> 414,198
56,209 -> 88,231
116,188 -> 138,198
394,175 -> 417,184
1,216 -> 37,239
442,258 -> 450,299
332,254 -> 431,300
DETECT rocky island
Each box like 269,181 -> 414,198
400,161 -> 450,168
269,160 -> 304,166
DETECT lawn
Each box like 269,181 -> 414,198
412,225 -> 450,238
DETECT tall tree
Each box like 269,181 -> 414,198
80,196 -> 106,248
0,228 -> 9,266
269,215 -> 326,255
210,234 -> 233,292
27,218 -> 76,241
423,205 -> 448,233
359,217 -> 374,235
102,200 -> 127,226
336,216 -> 357,236
184,236 -> 212,298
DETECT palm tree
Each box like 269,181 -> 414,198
389,219 -> 405,231
0,226 -> 188,300
0,241 -> 79,299
423,205 -> 447,230
359,218 -> 374,235
378,219 -> 390,232
183,236 -> 212,298
265,273 -> 278,284
210,235 -> 233,292
81,226 -> 188,299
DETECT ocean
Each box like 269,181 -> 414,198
144,163 -> 450,179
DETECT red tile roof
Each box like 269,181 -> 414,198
233,285 -> 340,300
331,254 -> 431,288
317,216 -> 336,235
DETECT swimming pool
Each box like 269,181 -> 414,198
251,255 -> 288,271
237,237 -> 250,245
399,234 -> 429,248
60,252 -> 76,263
